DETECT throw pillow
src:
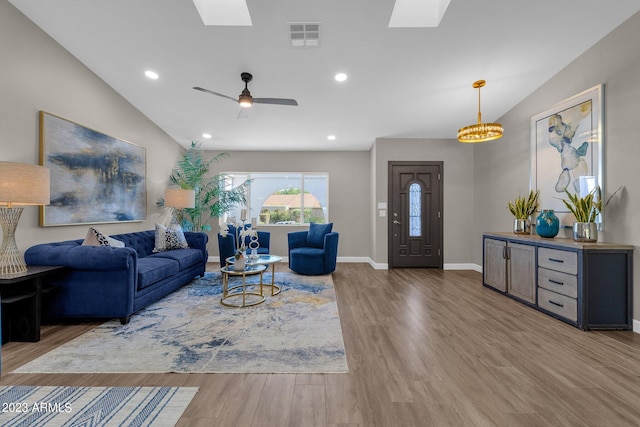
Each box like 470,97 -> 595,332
82,227 -> 111,247
154,223 -> 189,252
306,222 -> 333,248
106,236 -> 125,248
82,227 -> 126,247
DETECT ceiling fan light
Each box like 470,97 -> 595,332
239,94 -> 253,108
457,79 -> 503,143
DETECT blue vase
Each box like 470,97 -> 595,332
536,210 -> 559,238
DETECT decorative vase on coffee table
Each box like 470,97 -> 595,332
234,253 -> 245,270
535,209 -> 559,238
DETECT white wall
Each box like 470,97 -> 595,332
207,151 -> 371,259
372,138 -> 475,266
0,1 -> 183,251
473,11 -> 640,319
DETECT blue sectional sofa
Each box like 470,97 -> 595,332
24,230 -> 208,324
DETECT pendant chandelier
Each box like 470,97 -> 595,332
457,80 -> 503,143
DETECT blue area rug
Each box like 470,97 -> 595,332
0,386 -> 197,427
13,272 -> 348,374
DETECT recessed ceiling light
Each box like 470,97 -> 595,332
327,135 -> 336,141
145,70 -> 159,80
202,133 -> 212,139
334,73 -> 347,82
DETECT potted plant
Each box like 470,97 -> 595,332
507,190 -> 539,234
158,142 -> 249,232
561,187 -> 601,242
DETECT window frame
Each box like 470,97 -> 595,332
221,171 -> 329,227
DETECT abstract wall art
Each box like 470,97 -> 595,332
530,85 -> 603,228
39,111 -> 146,226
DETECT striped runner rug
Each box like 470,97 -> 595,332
0,386 -> 197,427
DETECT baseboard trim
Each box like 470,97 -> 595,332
209,256 -> 482,273
367,259 -> 389,270
444,263 -> 482,272
634,319 -> 640,334
337,257 -> 371,263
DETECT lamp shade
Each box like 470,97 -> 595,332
164,188 -> 196,208
0,161 -> 50,207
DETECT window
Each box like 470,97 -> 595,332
223,173 -> 328,225
409,182 -> 421,237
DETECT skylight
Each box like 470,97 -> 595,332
388,0 -> 451,28
192,0 -> 252,26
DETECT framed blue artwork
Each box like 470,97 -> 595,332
39,111 -> 146,226
530,85 -> 603,229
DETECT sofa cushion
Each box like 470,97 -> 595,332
148,248 -> 203,270
82,227 -> 125,247
137,257 -> 180,290
307,222 -> 333,248
153,223 -> 189,252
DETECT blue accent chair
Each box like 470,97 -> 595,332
288,223 -> 339,275
218,224 -> 270,266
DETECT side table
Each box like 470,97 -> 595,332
1,265 -> 64,343
226,254 -> 283,296
0,265 -> 64,376
220,264 -> 267,308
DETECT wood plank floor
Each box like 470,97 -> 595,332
2,263 -> 640,426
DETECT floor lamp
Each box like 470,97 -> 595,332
0,162 -> 50,275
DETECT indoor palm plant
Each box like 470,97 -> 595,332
159,142 -> 249,232
507,189 -> 539,234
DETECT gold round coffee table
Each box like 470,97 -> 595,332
226,254 -> 283,296
220,264 -> 267,308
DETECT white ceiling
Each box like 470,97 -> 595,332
9,0 -> 640,151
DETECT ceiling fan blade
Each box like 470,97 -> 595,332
237,107 -> 251,119
253,98 -> 298,106
193,86 -> 238,103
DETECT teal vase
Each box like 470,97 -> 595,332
536,210 -> 559,238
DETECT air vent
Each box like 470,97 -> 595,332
289,22 -> 320,48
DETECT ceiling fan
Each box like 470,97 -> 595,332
193,72 -> 298,117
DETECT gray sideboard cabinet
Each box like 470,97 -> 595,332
482,232 -> 633,330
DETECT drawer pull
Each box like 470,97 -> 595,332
549,279 -> 564,286
549,300 -> 564,308
548,258 -> 564,263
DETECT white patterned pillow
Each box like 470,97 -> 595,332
154,223 -> 189,252
82,227 -> 125,247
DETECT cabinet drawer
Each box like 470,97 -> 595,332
538,287 -> 577,322
538,248 -> 577,275
538,267 -> 577,298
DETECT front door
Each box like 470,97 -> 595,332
388,161 -> 443,268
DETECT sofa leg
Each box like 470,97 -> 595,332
119,316 -> 131,325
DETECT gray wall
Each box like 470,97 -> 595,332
473,11 -> 640,319
372,138 -> 475,266
207,151 -> 371,259
0,1 -> 183,250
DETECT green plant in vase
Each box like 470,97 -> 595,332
560,185 -> 622,242
158,142 -> 249,232
561,187 -> 601,242
507,189 -> 539,234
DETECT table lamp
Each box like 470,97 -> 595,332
164,188 -> 195,224
164,188 -> 196,209
0,162 -> 50,275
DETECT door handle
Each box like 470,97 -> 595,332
393,220 -> 401,224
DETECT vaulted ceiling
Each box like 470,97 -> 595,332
9,0 -> 640,151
